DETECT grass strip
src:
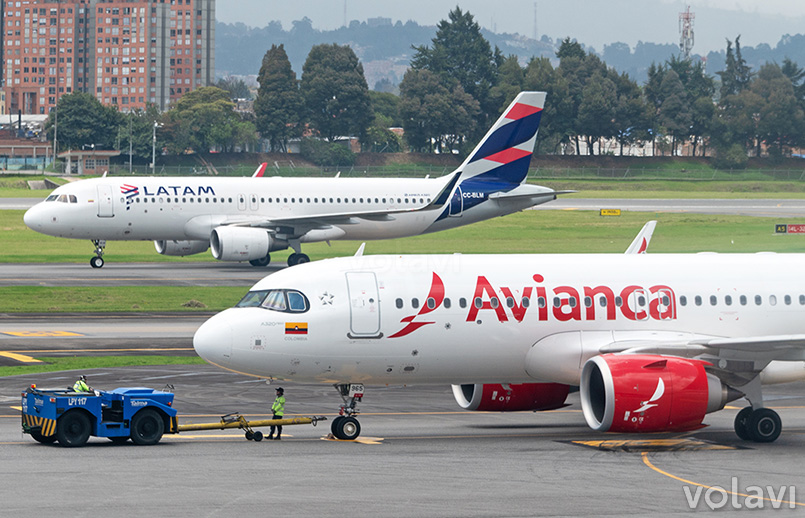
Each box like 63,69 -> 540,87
0,286 -> 245,312
0,355 -> 206,377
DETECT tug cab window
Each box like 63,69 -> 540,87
235,289 -> 310,313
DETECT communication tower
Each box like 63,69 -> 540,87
679,6 -> 695,58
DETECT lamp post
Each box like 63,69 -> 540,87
151,121 -> 162,174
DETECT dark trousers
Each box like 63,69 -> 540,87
269,413 -> 282,437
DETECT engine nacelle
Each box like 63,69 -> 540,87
154,240 -> 209,257
580,354 -> 734,433
452,383 -> 570,412
210,226 -> 272,262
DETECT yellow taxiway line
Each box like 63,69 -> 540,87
0,352 -> 42,363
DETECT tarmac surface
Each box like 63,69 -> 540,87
1,365 -> 804,516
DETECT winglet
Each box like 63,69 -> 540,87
354,243 -> 366,257
252,163 -> 268,178
625,221 -> 657,254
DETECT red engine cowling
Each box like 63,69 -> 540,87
452,383 -> 570,412
580,354 -> 730,433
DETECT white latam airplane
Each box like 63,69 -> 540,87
23,92 -> 562,268
193,229 -> 805,442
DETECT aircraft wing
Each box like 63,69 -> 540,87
487,184 -> 573,203
600,334 -> 805,361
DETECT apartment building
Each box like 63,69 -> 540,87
1,0 -> 214,115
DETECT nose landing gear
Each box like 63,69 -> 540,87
90,240 -> 106,268
331,383 -> 364,440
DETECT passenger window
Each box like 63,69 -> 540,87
490,297 -> 499,308
444,298 -> 451,309
800,295 -> 805,305
584,296 -> 592,308
637,296 -> 645,306
553,297 -> 561,308
521,297 -> 530,308
680,295 -> 687,306
615,296 -> 623,307
412,298 -> 419,309
395,298 -> 403,309
709,295 -> 717,306
459,298 -> 467,308
569,297 -> 577,308
725,295 -> 732,306
661,295 -> 671,306
427,297 -> 436,309
474,297 -> 482,309
538,297 -> 546,308
785,295 -> 791,305
694,296 -> 702,306
599,297 -> 608,307
769,295 -> 777,306
754,295 -> 762,306
262,291 -> 287,311
506,297 -> 514,308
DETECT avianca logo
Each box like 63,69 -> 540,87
388,273 -> 445,338
389,272 -> 678,338
632,378 -> 665,414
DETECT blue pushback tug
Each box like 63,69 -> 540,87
21,386 -> 178,447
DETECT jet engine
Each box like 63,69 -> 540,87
452,382 -> 570,412
154,240 -> 209,257
580,354 -> 739,433
210,226 -> 273,262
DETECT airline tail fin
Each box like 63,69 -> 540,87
625,221 -> 657,254
454,91 -> 545,187
252,163 -> 268,178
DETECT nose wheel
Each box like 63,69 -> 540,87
90,240 -> 106,268
331,383 -> 364,440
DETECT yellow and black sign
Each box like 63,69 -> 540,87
599,209 -> 621,217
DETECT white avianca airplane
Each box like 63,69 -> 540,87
23,92 -> 563,268
193,225 -> 805,442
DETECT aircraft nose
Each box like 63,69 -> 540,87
193,313 -> 233,365
23,203 -> 46,231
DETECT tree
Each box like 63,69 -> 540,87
577,73 -> 617,154
410,7 -> 498,136
116,105 -> 162,162
215,76 -> 252,100
300,44 -> 372,143
399,69 -> 479,152
254,44 -> 304,152
46,92 -> 121,152
752,63 -> 805,156
718,36 -> 752,99
488,55 -> 524,115
657,70 -> 692,156
164,86 -> 256,153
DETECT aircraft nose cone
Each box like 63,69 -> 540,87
23,204 -> 45,231
193,313 -> 233,365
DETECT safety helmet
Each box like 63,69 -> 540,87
276,387 -> 284,394
79,375 -> 87,381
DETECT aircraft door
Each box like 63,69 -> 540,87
346,272 -> 381,338
97,185 -> 114,217
449,186 -> 463,217
237,194 -> 246,211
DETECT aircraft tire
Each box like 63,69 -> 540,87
733,407 -> 753,441
295,253 -> 310,265
56,410 -> 91,447
130,408 -> 165,445
287,253 -> 299,266
249,255 -> 270,267
334,416 -> 361,441
748,408 -> 782,443
90,256 -> 104,268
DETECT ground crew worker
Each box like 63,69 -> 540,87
73,375 -> 92,393
268,387 -> 285,440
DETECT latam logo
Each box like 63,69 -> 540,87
389,273 -> 677,338
121,184 -> 139,210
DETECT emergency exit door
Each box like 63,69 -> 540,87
346,272 -> 381,338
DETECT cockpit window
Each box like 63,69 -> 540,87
69,195 -> 78,203
235,289 -> 309,313
57,194 -> 68,203
262,291 -> 287,311
46,195 -> 58,202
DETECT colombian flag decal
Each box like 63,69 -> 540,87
285,322 -> 308,335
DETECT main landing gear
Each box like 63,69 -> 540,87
90,239 -> 106,268
732,377 -> 782,443
287,253 -> 310,267
734,406 -> 782,443
249,254 -> 271,267
330,383 -> 364,440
